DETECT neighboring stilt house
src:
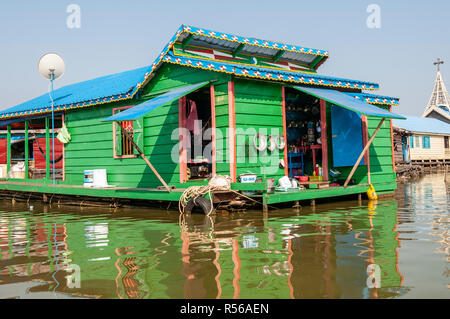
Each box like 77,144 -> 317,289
393,59 -> 450,166
0,25 -> 404,209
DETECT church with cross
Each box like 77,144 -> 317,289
423,58 -> 450,124
392,58 -> 450,165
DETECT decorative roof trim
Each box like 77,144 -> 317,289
347,93 -> 399,105
162,51 -> 379,90
181,25 -> 329,57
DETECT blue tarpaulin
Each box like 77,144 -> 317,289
292,86 -> 406,119
102,82 -> 210,122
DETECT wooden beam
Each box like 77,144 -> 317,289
320,100 -> 329,181
120,126 -> 172,192
24,121 -> 29,179
210,84 -> 217,177
181,34 -> 194,49
228,81 -> 236,183
389,106 -> 396,173
344,118 -> 385,188
179,97 -> 187,183
272,50 -> 284,63
361,115 -> 371,184
232,44 -> 245,57
281,86 -> 288,176
310,56 -> 324,70
6,125 -> 11,175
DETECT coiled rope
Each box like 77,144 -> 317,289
178,185 -> 228,215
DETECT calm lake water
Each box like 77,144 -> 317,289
0,172 -> 448,299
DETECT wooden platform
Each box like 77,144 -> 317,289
0,178 -> 397,208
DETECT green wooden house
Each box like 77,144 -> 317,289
0,25 -> 405,210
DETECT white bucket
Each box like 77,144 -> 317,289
84,169 -> 109,188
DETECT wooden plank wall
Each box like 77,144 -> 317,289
329,104 -> 397,190
233,79 -> 285,182
64,64 -> 228,188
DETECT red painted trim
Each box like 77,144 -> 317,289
281,86 -> 288,176
179,97 -> 188,183
210,85 -> 217,177
62,114 -> 65,181
320,99 -> 329,181
389,106 -> 396,173
228,81 -> 236,183
361,115 -> 371,184
112,105 -> 137,159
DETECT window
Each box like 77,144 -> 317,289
409,135 -> 414,148
422,136 -> 431,149
112,106 -> 144,158
445,136 -> 449,149
118,121 -> 134,155
415,136 -> 421,148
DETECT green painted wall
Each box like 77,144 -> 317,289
64,64 -> 229,189
58,62 -> 396,194
327,103 -> 396,192
233,79 -> 285,182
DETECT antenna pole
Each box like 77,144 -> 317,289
51,73 -> 56,185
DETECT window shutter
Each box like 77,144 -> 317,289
114,121 -> 122,156
409,135 -> 414,148
133,117 -> 144,155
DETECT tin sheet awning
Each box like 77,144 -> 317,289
102,81 -> 210,122
292,86 -> 405,119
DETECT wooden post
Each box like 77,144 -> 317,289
281,86 -> 288,176
344,118 -> 385,188
228,81 -> 236,183
179,97 -> 188,183
45,117 -> 50,181
389,106 -> 396,173
25,120 -> 29,179
210,84 -> 217,177
6,125 -> 11,176
361,115 -> 371,185
179,96 -> 187,183
320,100 -> 328,181
120,126 -> 172,192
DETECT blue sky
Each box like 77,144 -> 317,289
0,0 -> 449,115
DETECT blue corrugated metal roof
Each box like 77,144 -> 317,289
0,66 -> 149,119
392,116 -> 450,135
292,86 -> 405,119
102,82 -> 210,122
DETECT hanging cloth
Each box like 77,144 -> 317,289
57,122 -> 71,144
186,100 -> 201,135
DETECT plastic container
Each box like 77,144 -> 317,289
239,173 -> 257,183
298,176 -> 308,182
309,176 -> 323,182
84,169 -> 109,187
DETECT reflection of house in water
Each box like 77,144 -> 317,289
0,202 -> 412,299
0,213 -> 82,298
